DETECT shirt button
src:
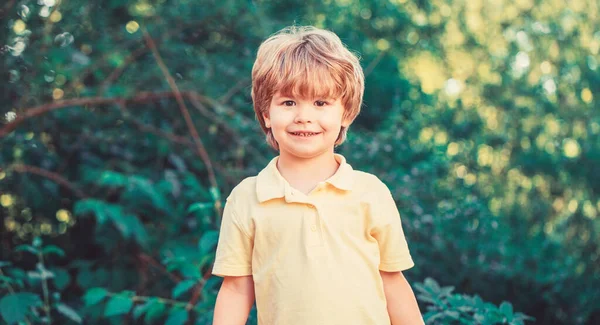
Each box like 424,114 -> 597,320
310,225 -> 317,232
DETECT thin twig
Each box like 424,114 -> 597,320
364,50 -> 388,77
7,164 -> 87,198
187,264 -> 215,310
37,251 -> 52,324
142,26 -> 222,216
98,46 -> 149,96
218,78 -> 250,104
137,253 -> 182,283
0,91 -> 249,138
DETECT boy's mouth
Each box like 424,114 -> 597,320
289,131 -> 321,137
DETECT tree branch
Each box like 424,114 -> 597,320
142,27 -> 222,216
5,164 -> 87,198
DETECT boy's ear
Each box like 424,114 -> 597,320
263,113 -> 271,128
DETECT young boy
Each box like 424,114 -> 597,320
212,26 -> 424,325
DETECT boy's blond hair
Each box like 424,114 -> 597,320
251,26 -> 365,150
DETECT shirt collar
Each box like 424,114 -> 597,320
256,153 -> 354,203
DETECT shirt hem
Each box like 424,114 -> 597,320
379,258 -> 415,272
212,264 -> 252,277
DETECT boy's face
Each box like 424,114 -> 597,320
264,91 -> 350,159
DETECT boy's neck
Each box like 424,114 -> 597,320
276,150 -> 340,194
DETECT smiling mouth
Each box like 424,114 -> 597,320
289,132 -> 321,137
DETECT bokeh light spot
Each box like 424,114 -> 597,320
49,10 -> 62,23
13,20 -> 26,34
1,194 -> 14,207
53,88 -> 64,100
56,209 -> 71,223
568,199 -> 579,213
562,139 -> 581,158
126,21 -> 140,34
581,88 -> 593,103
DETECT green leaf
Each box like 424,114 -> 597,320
56,303 -> 82,324
209,187 -> 221,202
128,175 -> 173,214
83,287 -> 108,306
50,268 -> 71,290
122,214 -> 149,246
423,311 -> 446,323
199,230 -> 219,254
499,301 -> 513,316
144,300 -> 167,323
0,261 -> 11,268
73,199 -> 109,224
15,245 -> 38,255
133,298 -> 158,320
104,295 -> 133,317
42,245 -> 66,257
172,279 -> 197,299
444,310 -> 460,319
73,199 -> 147,244
0,275 -> 14,284
165,308 -> 188,325
0,293 -> 41,324
97,170 -> 129,187
187,202 -> 213,214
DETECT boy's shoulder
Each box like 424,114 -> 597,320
350,169 -> 393,195
226,176 -> 259,201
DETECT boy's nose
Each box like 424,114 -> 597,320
294,105 -> 314,123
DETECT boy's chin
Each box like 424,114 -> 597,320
280,146 -> 334,159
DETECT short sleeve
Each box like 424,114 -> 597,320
212,198 -> 254,277
369,186 -> 414,272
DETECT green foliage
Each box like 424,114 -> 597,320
416,278 -> 534,325
0,238 -> 81,324
0,293 -> 42,324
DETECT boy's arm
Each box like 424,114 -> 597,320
213,275 -> 255,325
380,270 -> 424,325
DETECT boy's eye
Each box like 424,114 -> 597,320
314,100 -> 328,107
282,100 -> 295,106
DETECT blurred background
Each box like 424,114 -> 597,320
1,0 -> 599,324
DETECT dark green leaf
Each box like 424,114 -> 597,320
199,230 -> 219,254
165,308 -> 188,325
500,301 -> 514,316
144,300 -> 167,323
172,279 -> 197,299
83,287 -> 108,306
42,245 -> 66,257
187,202 -> 212,214
56,303 -> 82,324
133,298 -> 159,320
0,293 -> 41,324
50,268 -> 71,290
15,245 -> 38,255
104,295 -> 133,317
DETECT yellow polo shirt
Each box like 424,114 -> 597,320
212,154 -> 414,325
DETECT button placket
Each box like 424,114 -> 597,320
307,203 -> 324,246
